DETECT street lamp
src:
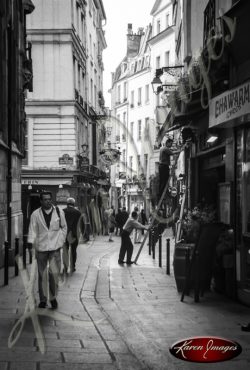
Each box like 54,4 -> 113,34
81,143 -> 89,155
151,66 -> 184,95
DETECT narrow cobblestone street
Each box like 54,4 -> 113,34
1,231 -> 250,370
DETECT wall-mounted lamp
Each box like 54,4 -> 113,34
81,143 -> 89,153
207,135 -> 218,143
28,184 -> 32,190
151,66 -> 183,95
59,184 -> 63,189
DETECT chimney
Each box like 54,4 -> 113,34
127,23 -> 133,35
138,27 -> 144,35
126,23 -> 142,58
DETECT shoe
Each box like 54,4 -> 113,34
126,261 -> 134,265
50,299 -> 58,309
118,260 -> 125,264
109,239 -> 114,242
241,323 -> 250,332
38,302 -> 47,308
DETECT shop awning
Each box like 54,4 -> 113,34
96,179 -> 109,185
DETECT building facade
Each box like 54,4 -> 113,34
0,0 -> 34,266
22,0 -> 107,233
153,0 -> 250,305
109,24 -> 154,215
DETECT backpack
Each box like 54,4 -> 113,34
55,206 -> 62,229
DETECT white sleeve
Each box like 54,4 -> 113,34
28,212 -> 38,244
59,208 -> 67,239
133,220 -> 146,230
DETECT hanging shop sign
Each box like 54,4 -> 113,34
99,148 -> 121,166
209,81 -> 250,128
79,156 -> 89,172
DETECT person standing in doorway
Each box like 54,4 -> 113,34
28,191 -> 67,309
118,211 -> 147,265
63,197 -> 81,272
108,207 -> 116,242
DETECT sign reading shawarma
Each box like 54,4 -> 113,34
209,81 -> 250,128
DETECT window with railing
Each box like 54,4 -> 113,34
138,88 -> 142,106
203,0 -> 216,47
138,120 -> 142,140
130,90 -> 134,108
130,122 -> 134,139
144,154 -> 148,173
22,120 -> 28,165
129,156 -> 133,175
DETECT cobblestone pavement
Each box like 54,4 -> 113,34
0,230 -> 250,369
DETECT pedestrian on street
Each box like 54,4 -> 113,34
140,209 -> 148,235
108,208 -> 116,242
63,197 -> 81,272
115,208 -> 123,235
120,207 -> 129,230
118,211 -> 147,265
133,206 -> 141,243
28,191 -> 67,309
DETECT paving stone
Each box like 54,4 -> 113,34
35,339 -> 81,348
9,362 -> 37,370
63,352 -> 113,364
106,340 -> 129,354
0,352 -> 62,362
114,353 -> 145,370
41,364 -> 117,370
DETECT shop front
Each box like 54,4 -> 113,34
209,80 -> 250,305
21,170 -> 76,234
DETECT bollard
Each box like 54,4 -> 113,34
184,247 -> 190,295
166,238 -> 170,275
158,234 -> 162,267
15,238 -> 19,276
152,228 -> 155,260
4,241 -> 9,285
194,250 -> 200,302
149,229 -> 152,255
23,235 -> 27,269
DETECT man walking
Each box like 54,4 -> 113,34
63,197 -> 81,272
118,211 -> 147,265
28,191 -> 67,309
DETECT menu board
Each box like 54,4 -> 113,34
218,182 -> 232,225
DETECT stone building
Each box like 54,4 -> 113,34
21,0 -> 107,233
0,0 -> 34,266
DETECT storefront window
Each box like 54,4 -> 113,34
243,129 -> 250,234
236,129 -> 243,244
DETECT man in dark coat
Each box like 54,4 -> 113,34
63,197 -> 81,272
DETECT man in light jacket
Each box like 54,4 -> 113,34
28,191 -> 67,309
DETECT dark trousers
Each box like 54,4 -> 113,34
36,249 -> 61,303
159,164 -> 170,199
118,230 -> 133,263
65,239 -> 78,269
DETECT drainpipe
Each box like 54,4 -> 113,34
7,23 -> 12,248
